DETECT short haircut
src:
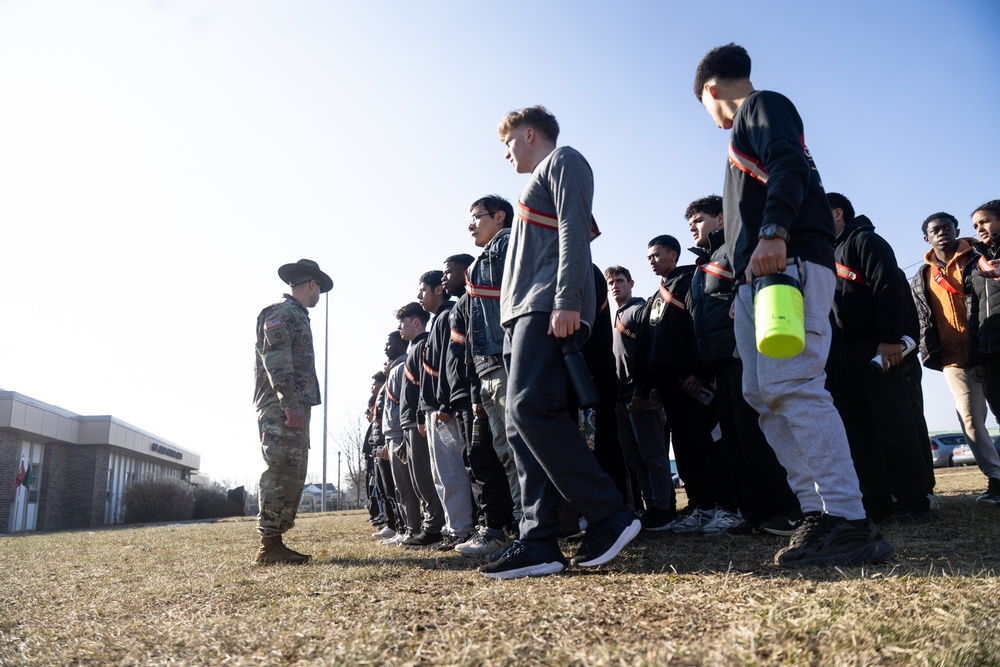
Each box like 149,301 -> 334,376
395,301 -> 429,324
387,330 -> 402,343
470,195 -> 515,229
826,192 -> 855,224
922,212 -> 959,235
419,270 -> 444,289
371,371 -> 386,384
694,43 -> 751,101
648,234 -> 681,257
973,200 -> 1000,218
685,195 -> 723,220
497,105 -> 560,143
604,266 -> 633,283
444,254 -> 475,269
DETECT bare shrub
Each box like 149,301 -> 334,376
121,477 -> 195,524
192,487 -> 244,520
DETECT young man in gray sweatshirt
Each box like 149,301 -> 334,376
479,106 -> 640,579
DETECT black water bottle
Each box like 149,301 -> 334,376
561,341 -> 600,408
471,417 -> 492,449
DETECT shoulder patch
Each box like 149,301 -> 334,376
264,318 -> 282,329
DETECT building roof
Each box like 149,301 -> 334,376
0,390 -> 200,471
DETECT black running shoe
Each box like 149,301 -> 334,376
775,513 -> 894,568
571,508 -> 641,567
436,532 -> 472,552
479,540 -> 567,579
976,478 -> 1000,507
760,510 -> 804,537
401,530 -> 442,547
640,507 -> 676,532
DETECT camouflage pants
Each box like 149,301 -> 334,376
257,404 -> 310,537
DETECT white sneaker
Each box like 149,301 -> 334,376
382,532 -> 408,546
701,508 -> 743,536
670,508 -> 715,534
372,526 -> 396,539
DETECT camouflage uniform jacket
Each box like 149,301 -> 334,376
254,294 -> 321,411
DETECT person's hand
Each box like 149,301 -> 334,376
474,403 -> 488,419
376,446 -> 389,461
418,423 -> 427,437
548,309 -> 581,338
436,411 -> 452,424
876,342 -> 903,370
747,238 -> 787,280
972,365 -> 986,383
284,407 -> 305,428
680,375 -> 703,398
630,395 -> 654,411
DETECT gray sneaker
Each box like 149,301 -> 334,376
670,508 -> 715,534
456,527 -> 511,557
701,508 -> 743,536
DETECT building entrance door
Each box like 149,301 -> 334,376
8,440 -> 44,532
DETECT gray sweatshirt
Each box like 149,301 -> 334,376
500,145 -> 599,330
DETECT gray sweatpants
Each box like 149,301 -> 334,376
426,415 -> 474,537
733,261 -> 865,520
387,435 -> 421,534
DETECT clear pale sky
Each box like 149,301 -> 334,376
1,1 -> 997,490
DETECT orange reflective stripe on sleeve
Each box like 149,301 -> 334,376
658,284 -> 686,311
835,263 -> 865,285
728,144 -> 769,185
516,201 -> 601,240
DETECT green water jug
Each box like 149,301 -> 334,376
753,272 -> 805,358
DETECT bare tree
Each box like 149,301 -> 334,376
334,404 -> 370,510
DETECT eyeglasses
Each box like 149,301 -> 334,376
290,278 -> 316,288
470,211 -> 494,223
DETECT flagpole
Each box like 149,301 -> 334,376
11,459 -> 23,532
321,291 -> 330,512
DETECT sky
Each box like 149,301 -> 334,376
1,1 -> 998,491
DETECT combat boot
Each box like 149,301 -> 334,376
254,535 -> 310,565
281,542 -> 312,563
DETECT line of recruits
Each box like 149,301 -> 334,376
260,42 -> 1000,575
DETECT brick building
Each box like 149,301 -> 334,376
1,390 -> 200,533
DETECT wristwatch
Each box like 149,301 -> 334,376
759,223 -> 790,242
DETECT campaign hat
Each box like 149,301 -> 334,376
278,259 -> 333,293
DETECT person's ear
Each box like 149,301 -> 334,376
704,82 -> 717,100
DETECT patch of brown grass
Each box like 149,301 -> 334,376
1,468 -> 999,666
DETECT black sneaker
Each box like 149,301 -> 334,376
436,533 -> 472,552
760,510 -> 804,536
775,513 -> 894,568
401,530 -> 442,547
486,540 -> 517,563
725,520 -> 761,536
479,540 -> 567,579
571,509 -> 641,567
976,478 -> 1000,507
640,507 -> 676,532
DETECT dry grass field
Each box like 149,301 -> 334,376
2,467 -> 999,666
